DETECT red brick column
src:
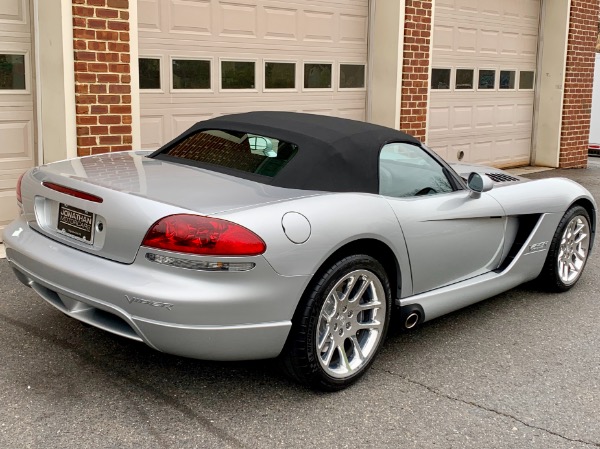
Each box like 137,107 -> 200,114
72,0 -> 133,157
399,0 -> 433,142
559,0 -> 600,168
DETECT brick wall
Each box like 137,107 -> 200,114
559,0 -> 600,168
72,0 -> 132,157
596,17 -> 600,51
399,0 -> 433,142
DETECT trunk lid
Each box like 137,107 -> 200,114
21,151 -> 313,263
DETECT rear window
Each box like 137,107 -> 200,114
162,130 -> 298,178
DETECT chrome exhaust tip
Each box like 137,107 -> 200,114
404,312 -> 420,330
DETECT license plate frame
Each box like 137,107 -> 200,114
57,203 -> 95,244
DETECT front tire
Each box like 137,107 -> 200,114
282,255 -> 391,391
537,205 -> 592,292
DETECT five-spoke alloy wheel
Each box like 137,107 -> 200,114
282,254 -> 391,391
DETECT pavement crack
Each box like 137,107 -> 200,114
374,367 -> 600,448
0,311 -> 248,449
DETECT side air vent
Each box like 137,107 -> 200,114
495,214 -> 541,272
485,173 -> 520,183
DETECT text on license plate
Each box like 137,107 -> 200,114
58,203 -> 95,244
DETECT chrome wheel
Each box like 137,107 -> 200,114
557,215 -> 590,285
316,269 -> 386,379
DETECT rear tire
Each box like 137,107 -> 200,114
281,254 -> 391,391
537,205 -> 591,292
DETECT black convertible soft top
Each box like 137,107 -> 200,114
150,111 -> 421,194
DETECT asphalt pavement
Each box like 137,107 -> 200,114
1,161 -> 600,448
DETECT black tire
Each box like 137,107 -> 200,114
281,254 -> 392,391
537,205 -> 592,292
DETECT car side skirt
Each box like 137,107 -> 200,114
398,212 -> 562,322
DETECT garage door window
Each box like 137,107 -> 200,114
0,54 -> 25,90
265,62 -> 295,89
172,59 -> 210,90
304,63 -> 332,89
478,69 -> 496,90
519,71 -> 535,90
499,70 -> 516,90
431,69 -> 451,89
221,61 -> 255,90
455,69 -> 474,90
139,58 -> 161,90
339,64 -> 365,89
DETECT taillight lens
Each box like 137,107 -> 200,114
16,172 -> 25,204
142,214 -> 266,256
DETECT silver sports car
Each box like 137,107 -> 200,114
4,111 -> 596,390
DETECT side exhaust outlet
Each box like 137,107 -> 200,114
398,304 -> 424,331
405,312 -> 420,329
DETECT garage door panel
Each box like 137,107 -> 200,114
516,103 -> 534,126
264,6 -> 298,40
438,134 -> 531,166
456,27 -> 476,53
219,2 -> 257,38
438,0 -> 539,22
452,107 -> 473,130
170,0 -> 212,35
500,32 -> 519,55
433,25 -> 454,53
429,107 -> 451,133
139,0 -> 368,147
474,106 -> 494,129
455,0 -> 478,14
429,0 -> 539,167
472,140 -> 493,164
140,98 -> 367,148
521,33 -> 538,57
496,105 -> 515,127
0,0 -> 34,240
303,10 -> 335,42
140,116 -> 165,149
339,13 -> 367,44
337,107 -> 365,121
0,119 -> 33,160
141,1 -> 367,47
172,113 -> 213,136
478,29 -> 499,54
0,0 -> 29,35
138,0 -> 161,31
431,99 -> 533,133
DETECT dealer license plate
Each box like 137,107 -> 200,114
57,203 -> 95,244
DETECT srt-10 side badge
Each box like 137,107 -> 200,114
529,241 -> 549,252
125,295 -> 174,311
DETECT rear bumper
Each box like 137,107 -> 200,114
4,218 -> 310,361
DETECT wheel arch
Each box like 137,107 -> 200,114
570,197 -> 596,249
300,238 -> 402,309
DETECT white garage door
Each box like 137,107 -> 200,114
428,0 -> 540,167
0,0 -> 35,240
137,0 -> 369,149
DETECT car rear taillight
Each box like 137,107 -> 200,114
16,172 -> 25,204
142,214 -> 266,256
42,182 -> 103,203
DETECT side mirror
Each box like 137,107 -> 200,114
467,172 -> 493,199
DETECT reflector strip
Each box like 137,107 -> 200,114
42,182 -> 103,203
145,252 -> 256,272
